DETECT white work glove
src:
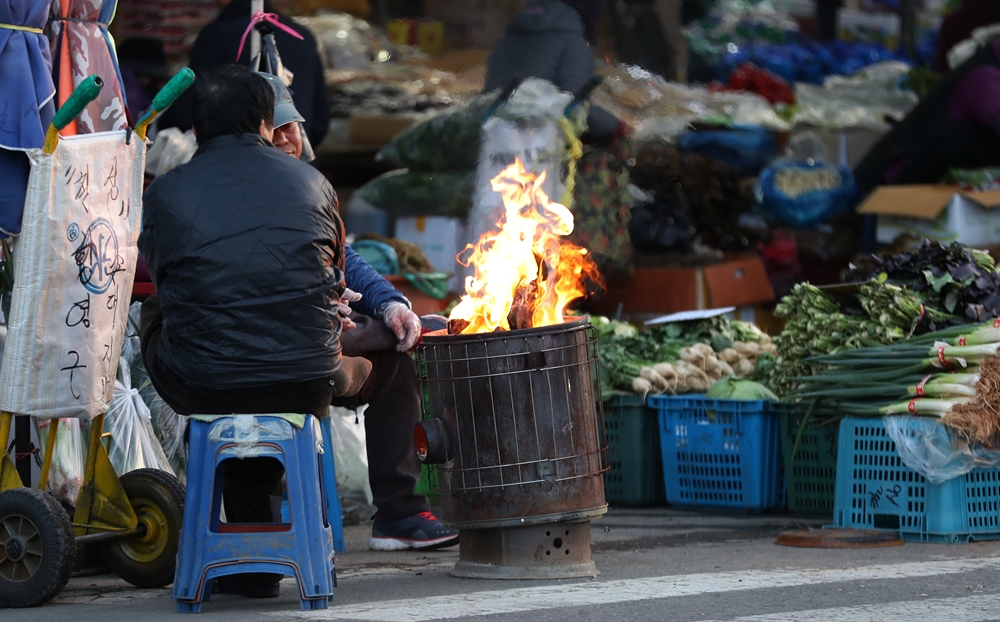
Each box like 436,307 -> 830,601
339,288 -> 362,331
383,302 -> 422,352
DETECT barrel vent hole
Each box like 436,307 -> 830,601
565,549 -> 570,555
546,550 -> 551,556
553,538 -> 563,548
546,531 -> 551,536
565,530 -> 570,535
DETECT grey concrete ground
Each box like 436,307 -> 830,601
5,508 -> 1000,622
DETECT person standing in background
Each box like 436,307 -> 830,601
484,0 -> 624,144
117,38 -> 172,124
161,0 -> 330,147
816,0 -> 842,42
933,0 -> 1000,73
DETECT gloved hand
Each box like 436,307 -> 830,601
383,302 -> 422,352
339,288 -> 362,331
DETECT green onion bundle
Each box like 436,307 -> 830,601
785,320 -> 1000,444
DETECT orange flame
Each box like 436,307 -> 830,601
449,158 -> 601,334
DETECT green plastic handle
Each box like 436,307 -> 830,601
150,68 -> 195,114
51,76 -> 104,131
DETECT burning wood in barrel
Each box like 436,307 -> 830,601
416,160 -> 608,580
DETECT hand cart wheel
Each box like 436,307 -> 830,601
0,488 -> 76,608
100,468 -> 184,589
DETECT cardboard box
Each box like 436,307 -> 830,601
394,216 -> 467,291
586,255 -> 775,320
857,185 -> 1000,247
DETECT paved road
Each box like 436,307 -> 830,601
6,508 -> 1000,622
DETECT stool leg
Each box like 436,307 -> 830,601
320,417 -> 346,553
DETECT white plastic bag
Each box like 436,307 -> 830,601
883,415 -> 1000,485
324,405 -> 375,525
144,128 -> 197,177
142,388 -> 186,481
36,418 -> 87,506
465,79 -> 573,285
104,356 -> 174,476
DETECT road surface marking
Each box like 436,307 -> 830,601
710,593 -> 1000,622
277,556 -> 1000,621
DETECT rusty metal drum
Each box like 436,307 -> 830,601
417,318 -> 608,529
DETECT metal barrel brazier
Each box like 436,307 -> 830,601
416,318 -> 608,579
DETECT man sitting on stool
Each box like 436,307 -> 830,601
139,65 -> 370,599
258,71 -> 459,553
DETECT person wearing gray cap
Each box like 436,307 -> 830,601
260,73 -> 460,553
257,72 -> 313,161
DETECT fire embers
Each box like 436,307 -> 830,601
448,159 -> 602,335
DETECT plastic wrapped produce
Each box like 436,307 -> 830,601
591,63 -> 788,144
677,126 -> 778,177
376,92 -> 496,170
356,170 -> 475,218
294,13 -> 393,70
757,161 -> 857,227
793,63 -> 919,130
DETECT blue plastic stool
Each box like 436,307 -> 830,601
280,417 -> 346,553
173,415 -> 335,613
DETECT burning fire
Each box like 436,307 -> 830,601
448,159 -> 602,335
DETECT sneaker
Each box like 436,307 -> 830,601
370,511 -> 459,551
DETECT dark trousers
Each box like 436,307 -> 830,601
140,296 -> 429,523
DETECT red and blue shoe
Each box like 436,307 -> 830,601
370,511 -> 459,551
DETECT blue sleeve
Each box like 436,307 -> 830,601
344,244 -> 410,319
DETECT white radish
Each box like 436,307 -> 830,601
692,343 -> 715,358
718,360 -> 735,377
632,377 -> 653,393
734,358 -> 755,377
653,362 -> 677,380
719,348 -> 740,365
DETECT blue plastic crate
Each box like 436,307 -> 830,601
649,395 -> 783,512
833,416 -> 1000,543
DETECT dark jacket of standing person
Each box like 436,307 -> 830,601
140,67 -> 345,387
484,0 -> 621,142
933,0 -> 1000,73
854,39 -> 1000,197
168,0 -> 329,146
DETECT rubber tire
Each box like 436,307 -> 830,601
0,488 -> 76,608
100,469 -> 184,589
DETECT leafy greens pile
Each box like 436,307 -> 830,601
592,316 -> 776,394
844,241 -> 1000,326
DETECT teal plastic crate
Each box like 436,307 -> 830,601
650,395 -> 783,512
774,402 -> 839,517
603,394 -> 665,506
833,416 -> 1000,543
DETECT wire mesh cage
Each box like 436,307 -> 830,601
417,318 -> 608,528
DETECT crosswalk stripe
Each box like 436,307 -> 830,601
711,593 -> 1000,622
278,556 -> 1000,621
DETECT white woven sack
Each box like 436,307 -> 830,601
0,131 -> 144,419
